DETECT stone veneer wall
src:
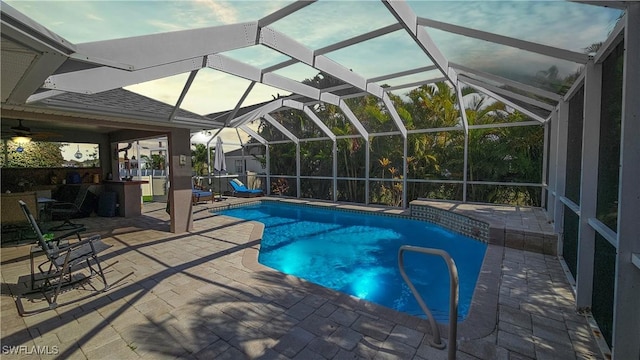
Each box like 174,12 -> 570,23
410,203 -> 490,242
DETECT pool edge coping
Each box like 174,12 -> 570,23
222,198 -> 499,342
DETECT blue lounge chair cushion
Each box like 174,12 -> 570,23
229,180 -> 262,194
192,182 -> 213,203
193,190 -> 212,197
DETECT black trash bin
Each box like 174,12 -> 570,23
98,192 -> 117,217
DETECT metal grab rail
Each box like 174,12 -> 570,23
398,245 -> 459,360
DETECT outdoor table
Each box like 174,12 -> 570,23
37,197 -> 57,222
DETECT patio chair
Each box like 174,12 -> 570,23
48,185 -> 94,231
229,179 -> 263,198
17,200 -> 111,314
192,182 -> 213,205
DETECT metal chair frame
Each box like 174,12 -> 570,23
17,200 -> 111,315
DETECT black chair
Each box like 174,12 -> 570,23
48,185 -> 93,230
17,200 -> 111,314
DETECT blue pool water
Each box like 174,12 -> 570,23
216,202 -> 487,322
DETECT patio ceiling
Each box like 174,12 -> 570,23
0,0 -> 626,139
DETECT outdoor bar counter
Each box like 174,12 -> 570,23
103,180 -> 148,217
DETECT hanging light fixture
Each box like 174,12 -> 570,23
11,135 -> 31,144
12,135 -> 31,153
74,145 -> 83,159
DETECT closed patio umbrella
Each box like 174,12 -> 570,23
214,137 -> 226,201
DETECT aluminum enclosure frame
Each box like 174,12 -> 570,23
2,2 -> 638,358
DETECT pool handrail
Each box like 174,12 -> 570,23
398,245 -> 459,360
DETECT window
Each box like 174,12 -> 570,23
0,141 -> 100,168
235,159 -> 243,174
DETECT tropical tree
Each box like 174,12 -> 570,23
191,143 -> 211,176
466,108 -> 543,205
583,42 -> 603,54
257,73 -> 544,206
1,140 -> 64,168
140,154 -> 165,170
402,83 -> 467,200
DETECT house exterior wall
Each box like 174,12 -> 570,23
226,155 -> 265,175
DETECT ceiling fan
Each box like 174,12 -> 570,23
1,120 -> 62,142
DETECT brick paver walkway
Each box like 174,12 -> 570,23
0,199 -> 603,359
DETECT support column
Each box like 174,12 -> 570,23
266,145 -> 271,195
547,109 -> 559,221
553,101 -> 569,234
333,140 -> 338,202
365,139 -> 370,205
462,131 -> 469,202
402,137 -> 408,208
109,142 -> 120,180
541,121 -> 549,208
612,4 -> 640,359
296,142 -> 301,198
457,83 -> 470,203
167,128 -> 193,233
575,60 -> 602,309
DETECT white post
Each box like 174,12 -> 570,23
547,109 -> 559,221
541,121 -> 549,208
456,83 -> 470,203
553,101 -> 569,234
462,131 -> 469,202
296,142 -> 301,198
402,137 -> 408,208
333,140 -> 338,202
365,139 -> 370,205
612,4 -> 640,359
266,145 -> 271,195
575,60 -> 602,309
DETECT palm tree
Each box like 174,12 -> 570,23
191,143 -> 210,176
141,154 -> 166,170
583,42 -> 603,54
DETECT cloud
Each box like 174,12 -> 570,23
410,1 -> 621,53
125,69 -> 287,116
325,30 -> 434,79
269,1 -> 396,49
86,13 -> 104,22
146,19 -> 187,32
193,0 -> 238,24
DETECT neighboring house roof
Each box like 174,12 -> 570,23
37,88 -> 216,126
206,98 -> 278,122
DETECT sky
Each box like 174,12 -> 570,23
6,1 -> 622,120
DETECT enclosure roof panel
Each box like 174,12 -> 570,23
268,0 -> 398,50
408,1 -> 622,54
1,0 -> 627,128
4,0 -> 294,43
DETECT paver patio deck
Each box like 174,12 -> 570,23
1,198 -> 603,359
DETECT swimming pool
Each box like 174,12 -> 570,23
216,202 -> 487,322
